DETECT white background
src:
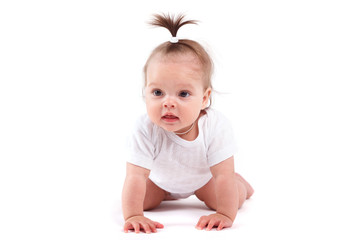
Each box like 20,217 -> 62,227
1,0 -> 359,239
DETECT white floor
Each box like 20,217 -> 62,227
114,182 -> 360,240
116,195 -> 256,240
2,169 -> 359,240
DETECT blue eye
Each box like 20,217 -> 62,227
153,90 -> 163,96
179,91 -> 190,98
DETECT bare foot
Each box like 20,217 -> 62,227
235,173 -> 254,199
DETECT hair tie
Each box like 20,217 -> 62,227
170,36 -> 179,43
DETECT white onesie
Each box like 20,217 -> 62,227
128,108 -> 237,197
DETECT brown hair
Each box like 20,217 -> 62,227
143,13 -> 214,92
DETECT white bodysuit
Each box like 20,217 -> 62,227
128,108 -> 237,198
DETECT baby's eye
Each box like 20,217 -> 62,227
153,90 -> 163,96
179,91 -> 190,98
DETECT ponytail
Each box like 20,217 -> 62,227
144,13 -> 214,99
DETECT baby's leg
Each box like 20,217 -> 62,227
143,179 -> 167,210
195,173 -> 253,210
235,173 -> 254,199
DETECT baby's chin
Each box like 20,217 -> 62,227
156,123 -> 185,133
159,125 -> 181,133
152,117 -> 194,133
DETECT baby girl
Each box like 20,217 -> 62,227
122,13 -> 253,234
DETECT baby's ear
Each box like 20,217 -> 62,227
202,87 -> 212,109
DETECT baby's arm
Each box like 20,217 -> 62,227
196,157 -> 239,230
122,163 -> 163,233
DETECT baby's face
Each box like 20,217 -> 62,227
145,53 -> 211,133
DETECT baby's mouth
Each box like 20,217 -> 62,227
161,114 -> 179,122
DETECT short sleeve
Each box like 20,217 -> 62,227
206,110 -> 237,167
127,115 -> 155,170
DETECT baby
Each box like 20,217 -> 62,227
122,13 -> 254,233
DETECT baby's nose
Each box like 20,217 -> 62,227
163,97 -> 176,109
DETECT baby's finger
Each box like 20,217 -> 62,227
141,223 -> 151,234
148,222 -> 157,233
196,216 -> 209,230
206,219 -> 217,231
153,221 -> 164,229
133,222 -> 140,233
217,221 -> 225,231
123,222 -> 132,233
124,223 -> 129,233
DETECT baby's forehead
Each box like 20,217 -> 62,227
145,52 -> 208,88
149,55 -> 204,79
153,52 -> 202,67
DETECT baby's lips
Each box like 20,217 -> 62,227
162,115 -> 178,119
162,113 -> 179,119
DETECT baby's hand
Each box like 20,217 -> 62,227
124,215 -> 164,234
196,213 -> 233,231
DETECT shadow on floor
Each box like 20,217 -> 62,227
147,197 -> 211,213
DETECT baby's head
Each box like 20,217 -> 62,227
143,14 -> 214,134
